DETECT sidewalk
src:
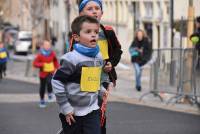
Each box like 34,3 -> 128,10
5,59 -> 200,115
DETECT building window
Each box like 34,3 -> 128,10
135,2 -> 140,20
165,2 -> 169,15
144,2 -> 153,19
157,1 -> 163,21
119,1 -> 123,22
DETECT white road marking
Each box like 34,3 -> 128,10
0,93 -> 40,103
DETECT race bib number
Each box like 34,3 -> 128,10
0,52 -> 7,59
98,40 -> 109,60
43,62 -> 55,72
80,67 -> 101,92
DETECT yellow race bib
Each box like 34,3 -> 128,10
0,52 -> 7,59
98,40 -> 109,60
80,67 -> 101,92
43,62 -> 55,72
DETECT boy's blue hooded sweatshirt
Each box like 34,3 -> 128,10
0,48 -> 8,64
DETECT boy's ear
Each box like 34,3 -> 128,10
72,34 -> 80,42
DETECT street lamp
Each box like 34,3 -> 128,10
64,0 -> 71,32
187,0 -> 194,48
169,0 -> 175,86
170,0 -> 174,48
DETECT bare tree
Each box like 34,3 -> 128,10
29,0 -> 51,52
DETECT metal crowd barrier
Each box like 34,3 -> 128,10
140,48 -> 200,106
9,54 -> 36,77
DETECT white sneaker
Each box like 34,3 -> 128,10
39,100 -> 47,108
48,93 -> 55,102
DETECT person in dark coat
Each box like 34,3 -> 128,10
190,16 -> 200,69
129,29 -> 152,91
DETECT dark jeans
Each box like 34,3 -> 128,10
59,110 -> 101,134
101,116 -> 106,134
0,63 -> 6,79
39,74 -> 52,100
133,63 -> 142,87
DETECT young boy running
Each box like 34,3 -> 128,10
52,15 -> 108,134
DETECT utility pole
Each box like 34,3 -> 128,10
30,0 -> 44,53
183,0 -> 195,102
30,0 -> 37,53
64,0 -> 71,53
170,0 -> 174,48
44,0 -> 50,41
187,0 -> 194,48
115,0 -> 119,34
65,0 -> 71,33
170,0 -> 175,86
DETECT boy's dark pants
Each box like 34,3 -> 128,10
101,117 -> 106,134
0,63 -> 6,79
59,110 -> 101,134
39,74 -> 52,100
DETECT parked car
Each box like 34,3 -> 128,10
14,31 -> 32,55
2,26 -> 19,50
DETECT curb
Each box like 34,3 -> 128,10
6,74 -> 39,84
108,95 -> 200,116
6,74 -> 200,115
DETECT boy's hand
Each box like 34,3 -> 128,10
107,83 -> 113,92
65,112 -> 75,125
103,62 -> 112,73
103,90 -> 109,98
103,83 -> 113,100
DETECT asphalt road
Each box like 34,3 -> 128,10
0,79 -> 200,134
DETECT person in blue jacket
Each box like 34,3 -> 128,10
0,42 -> 8,79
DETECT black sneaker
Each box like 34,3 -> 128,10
136,86 -> 141,92
0,73 -> 2,79
3,71 -> 6,77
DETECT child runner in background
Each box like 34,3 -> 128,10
33,40 -> 59,108
0,42 -> 8,80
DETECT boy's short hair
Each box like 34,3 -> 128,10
71,15 -> 99,35
42,40 -> 51,45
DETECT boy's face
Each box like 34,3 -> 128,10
137,31 -> 144,41
0,43 -> 3,48
80,1 -> 103,21
42,41 -> 51,50
74,22 -> 99,48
